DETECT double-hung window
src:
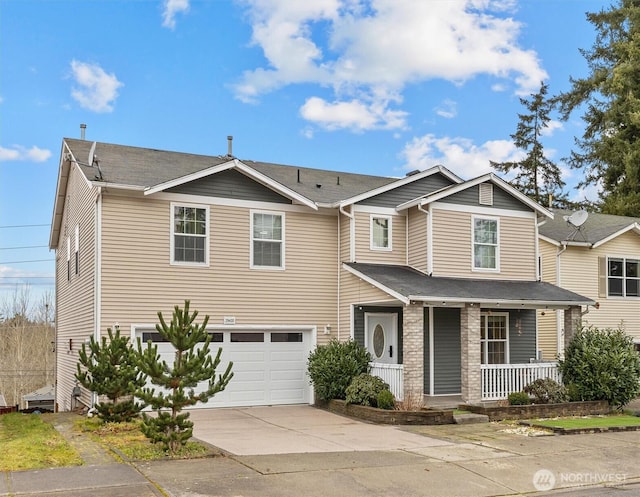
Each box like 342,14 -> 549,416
473,216 -> 499,271
370,215 -> 392,251
608,257 -> 640,297
251,211 -> 284,269
480,313 -> 509,364
171,203 -> 209,265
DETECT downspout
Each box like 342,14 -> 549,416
556,242 -> 568,358
417,203 -> 432,275
92,187 -> 102,408
337,208 -> 341,341
339,203 -> 355,262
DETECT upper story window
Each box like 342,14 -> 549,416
251,211 -> 284,269
74,224 -> 79,275
473,216 -> 499,271
370,215 -> 392,251
171,203 -> 209,265
608,257 -> 639,297
66,235 -> 71,281
480,313 -> 509,364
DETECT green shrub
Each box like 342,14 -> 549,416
508,391 -> 531,405
376,389 -> 396,410
559,325 -> 640,409
345,373 -> 389,407
523,378 -> 568,404
307,339 -> 371,401
565,383 -> 583,402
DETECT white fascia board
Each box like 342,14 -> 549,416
592,223 -> 640,249
337,165 -> 462,209
49,141 -> 74,249
91,182 -> 146,191
417,173 -> 554,219
410,296 -> 595,308
144,159 -> 317,210
342,263 -> 409,304
538,234 -> 561,247
144,159 -> 237,195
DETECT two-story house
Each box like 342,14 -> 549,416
538,209 -> 640,360
49,136 -> 592,411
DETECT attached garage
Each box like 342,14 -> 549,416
134,326 -> 315,408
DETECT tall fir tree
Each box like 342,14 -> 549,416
76,326 -> 146,422
491,82 -> 570,208
557,0 -> 640,215
136,301 -> 233,454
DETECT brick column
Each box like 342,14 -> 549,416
402,302 -> 424,405
460,303 -> 481,404
563,305 -> 583,350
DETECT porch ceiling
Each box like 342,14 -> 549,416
343,262 -> 595,308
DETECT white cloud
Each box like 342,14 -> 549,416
435,99 -> 457,119
540,119 -> 563,137
400,134 -> 524,179
0,145 -> 51,162
162,0 -> 190,29
70,60 -> 123,113
234,0 -> 547,131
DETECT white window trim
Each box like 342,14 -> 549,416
170,202 -> 210,267
250,209 -> 285,270
606,255 -> 640,299
472,215 -> 500,272
480,312 -> 510,364
370,214 -> 392,251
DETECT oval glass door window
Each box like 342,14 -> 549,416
372,324 -> 385,358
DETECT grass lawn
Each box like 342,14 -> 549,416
75,417 -> 214,461
530,415 -> 640,430
0,413 -> 83,471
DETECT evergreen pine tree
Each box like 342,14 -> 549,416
557,0 -> 640,215
491,82 -> 570,208
136,301 -> 233,454
76,325 -> 146,422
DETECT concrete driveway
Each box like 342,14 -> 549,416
189,405 -> 452,455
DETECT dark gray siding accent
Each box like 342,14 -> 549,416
508,309 -> 537,363
432,307 -> 461,395
358,173 -> 455,208
423,307 -> 430,394
443,183 -> 531,211
168,169 -> 293,204
353,306 -> 403,363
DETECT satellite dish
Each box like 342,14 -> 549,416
88,141 -> 97,166
567,210 -> 588,228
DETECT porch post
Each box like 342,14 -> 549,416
563,305 -> 583,350
460,303 -> 481,404
402,302 -> 424,405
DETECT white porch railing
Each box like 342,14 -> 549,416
481,362 -> 561,401
370,363 -> 404,401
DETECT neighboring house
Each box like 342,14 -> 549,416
538,209 -> 640,359
49,137 -> 592,410
22,385 -> 55,411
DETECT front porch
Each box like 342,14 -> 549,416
371,361 -> 561,403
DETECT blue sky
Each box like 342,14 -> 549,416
0,0 -> 607,310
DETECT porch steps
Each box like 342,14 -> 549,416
453,412 -> 489,424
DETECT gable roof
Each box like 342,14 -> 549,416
344,262 -> 594,307
539,209 -> 640,248
397,173 -> 554,219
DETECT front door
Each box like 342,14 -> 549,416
364,313 -> 398,364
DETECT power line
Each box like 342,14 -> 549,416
0,224 -> 49,229
0,245 -> 49,250
0,276 -> 54,279
0,259 -> 55,264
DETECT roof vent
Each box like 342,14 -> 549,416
80,123 -> 87,140
405,169 -> 420,177
227,135 -> 233,157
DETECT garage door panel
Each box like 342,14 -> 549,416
137,328 -> 312,408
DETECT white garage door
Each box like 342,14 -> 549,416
136,328 -> 313,408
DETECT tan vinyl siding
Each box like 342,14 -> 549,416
407,206 -> 428,272
339,212 -> 351,263
537,239 -> 560,359
99,194 -> 338,345
558,232 -> 640,339
431,208 -> 536,280
353,211 -> 406,264
55,164 -> 97,411
338,270 -> 401,340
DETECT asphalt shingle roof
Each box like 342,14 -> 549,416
345,262 -> 593,305
64,138 -> 398,204
539,209 -> 640,245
